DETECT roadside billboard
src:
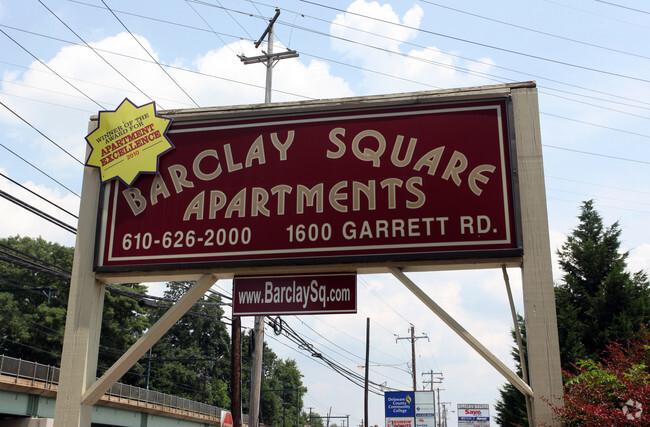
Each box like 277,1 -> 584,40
94,97 -> 520,272
386,391 -> 415,427
457,404 -> 490,426
414,391 -> 436,427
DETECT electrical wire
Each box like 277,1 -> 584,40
0,172 -> 78,219
64,0 -> 650,112
0,101 -> 84,165
37,0 -> 161,109
264,316 -> 394,395
0,189 -> 77,234
0,142 -> 80,198
298,0 -> 650,84
419,0 -> 650,61
100,0 -> 200,107
594,0 -> 650,15
0,27 -> 106,109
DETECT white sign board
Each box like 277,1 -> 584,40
457,403 -> 490,426
415,391 -> 436,427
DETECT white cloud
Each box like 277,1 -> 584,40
329,0 -> 495,94
189,40 -> 353,106
628,243 -> 650,274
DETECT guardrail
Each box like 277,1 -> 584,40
0,354 -> 232,419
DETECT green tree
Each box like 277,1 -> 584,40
0,236 -> 150,384
242,329 -> 306,427
496,200 -> 650,425
494,314 -> 528,427
555,200 -> 650,369
0,236 -> 74,365
98,283 -> 151,385
146,281 -> 231,408
303,410 -> 326,427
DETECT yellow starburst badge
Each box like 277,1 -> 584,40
85,98 -> 173,186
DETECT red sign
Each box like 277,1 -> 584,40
95,98 -> 520,271
232,273 -> 357,316
220,410 -> 233,427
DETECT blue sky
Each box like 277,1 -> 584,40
1,0 -> 649,425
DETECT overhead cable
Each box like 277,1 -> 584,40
0,27 -> 106,109
419,0 -> 650,61
0,101 -> 84,165
100,0 -> 200,108
37,0 -> 160,109
0,142 -> 80,198
298,0 -> 650,84
0,172 -> 78,219
0,189 -> 77,234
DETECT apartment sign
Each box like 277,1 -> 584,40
95,97 -> 519,271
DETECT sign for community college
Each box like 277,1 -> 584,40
95,97 -> 520,271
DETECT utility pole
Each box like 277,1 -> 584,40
435,389 -> 445,427
239,8 -> 299,103
441,402 -> 451,427
422,371 -> 442,427
231,316 -> 242,427
422,370 -> 443,391
239,10 -> 298,427
364,318 -> 370,427
395,325 -> 428,391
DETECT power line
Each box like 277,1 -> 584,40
0,22 -> 309,101
546,175 -> 650,196
67,0 -> 650,113
0,172 -> 78,219
542,144 -> 650,165
594,0 -> 650,15
185,0 -> 240,56
298,0 -> 650,84
0,27 -> 106,109
239,1 -> 650,114
0,142 -> 80,198
543,0 -> 650,30
37,0 -> 160,109
0,242 -> 71,275
419,0 -> 650,61
100,0 -> 200,108
0,189 -> 77,234
265,316 -> 392,394
0,100 -> 84,165
541,112 -> 650,141
53,2 -> 650,114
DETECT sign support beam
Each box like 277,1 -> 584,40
389,267 -> 534,398
53,140 -> 104,427
511,87 -> 563,424
82,273 -> 218,405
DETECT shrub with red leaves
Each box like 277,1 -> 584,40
551,328 -> 650,425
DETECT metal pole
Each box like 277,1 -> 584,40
231,317 -> 242,427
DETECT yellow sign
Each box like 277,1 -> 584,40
85,98 -> 173,186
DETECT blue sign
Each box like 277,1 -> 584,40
385,391 -> 415,417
